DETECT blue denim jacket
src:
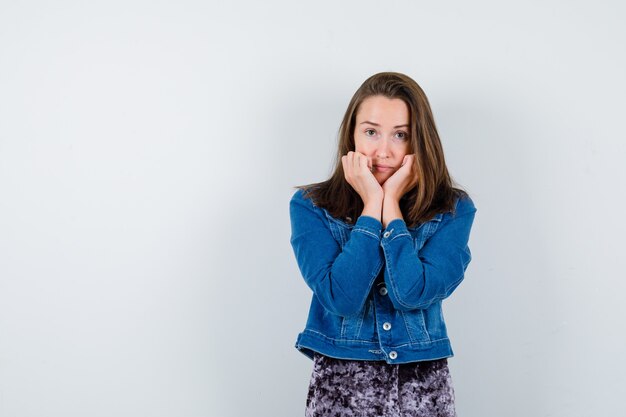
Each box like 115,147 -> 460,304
289,188 -> 477,364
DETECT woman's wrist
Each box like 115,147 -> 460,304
382,196 -> 403,228
361,197 -> 383,222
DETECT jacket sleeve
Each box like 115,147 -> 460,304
289,190 -> 384,317
380,197 -> 477,311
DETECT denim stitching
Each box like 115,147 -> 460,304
304,329 -> 450,349
401,309 -> 432,343
400,309 -> 416,342
354,301 -> 367,337
389,232 -> 411,242
443,269 -> 468,295
302,329 -> 450,347
341,305 -> 366,339
417,309 -> 431,342
352,228 -> 380,240
304,329 -> 382,344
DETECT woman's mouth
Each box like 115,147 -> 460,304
373,165 -> 393,173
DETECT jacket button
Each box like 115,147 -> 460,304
379,287 -> 388,296
383,322 -> 391,331
383,231 -> 391,238
389,351 -> 398,360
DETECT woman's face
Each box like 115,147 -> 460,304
353,95 -> 411,185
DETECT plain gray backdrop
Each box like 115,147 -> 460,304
1,1 -> 624,416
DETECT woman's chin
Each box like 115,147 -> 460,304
375,174 -> 391,185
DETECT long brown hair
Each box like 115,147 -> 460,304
295,72 -> 470,228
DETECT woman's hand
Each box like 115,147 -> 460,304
341,151 -> 384,207
382,154 -> 417,203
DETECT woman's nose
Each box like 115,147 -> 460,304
377,137 -> 390,158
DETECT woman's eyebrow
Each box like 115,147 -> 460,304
360,121 -> 409,128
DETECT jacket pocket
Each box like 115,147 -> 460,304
422,301 -> 449,341
340,298 -> 377,341
401,309 -> 432,343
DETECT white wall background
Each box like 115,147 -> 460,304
1,1 -> 624,416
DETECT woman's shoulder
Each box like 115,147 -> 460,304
290,187 -> 325,218
291,187 -> 306,200
451,191 -> 477,218
289,187 -> 332,230
290,187 -> 314,206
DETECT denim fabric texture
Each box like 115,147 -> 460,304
289,188 -> 477,364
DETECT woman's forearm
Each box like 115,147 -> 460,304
361,197 -> 384,222
382,196 -> 403,228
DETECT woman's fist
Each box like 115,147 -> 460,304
381,154 -> 417,202
341,151 -> 383,206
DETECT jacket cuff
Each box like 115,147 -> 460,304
353,215 -> 382,240
382,218 -> 410,240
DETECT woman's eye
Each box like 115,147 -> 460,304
396,131 -> 409,140
365,129 -> 376,136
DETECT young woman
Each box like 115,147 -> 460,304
289,72 -> 477,417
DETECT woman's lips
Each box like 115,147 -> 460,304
373,165 -> 394,173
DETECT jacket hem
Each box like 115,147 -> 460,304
294,330 -> 454,364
